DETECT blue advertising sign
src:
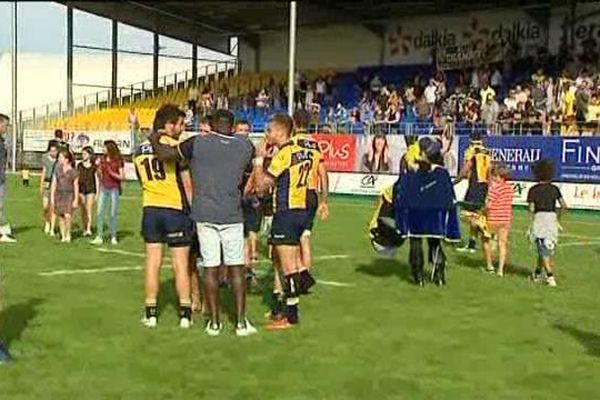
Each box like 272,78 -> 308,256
458,136 -> 600,183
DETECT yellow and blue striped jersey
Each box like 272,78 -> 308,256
267,140 -> 315,212
465,142 -> 491,184
292,133 -> 322,191
134,135 -> 186,210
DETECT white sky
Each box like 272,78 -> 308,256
0,2 -> 235,113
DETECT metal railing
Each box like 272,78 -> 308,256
20,60 -> 239,128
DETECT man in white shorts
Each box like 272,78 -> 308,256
150,109 -> 257,337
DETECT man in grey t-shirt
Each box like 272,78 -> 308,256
0,113 -> 16,244
151,109 -> 257,337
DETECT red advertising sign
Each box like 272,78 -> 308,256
311,134 -> 357,172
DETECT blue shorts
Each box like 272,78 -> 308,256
141,207 -> 193,248
463,183 -> 488,212
536,238 -> 555,258
305,190 -> 319,233
269,210 -> 309,246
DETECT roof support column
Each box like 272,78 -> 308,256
111,19 -> 118,105
66,5 -> 73,114
192,45 -> 198,84
153,32 -> 159,93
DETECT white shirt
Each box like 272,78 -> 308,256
491,70 -> 503,87
316,80 -> 326,94
470,71 -> 480,88
424,85 -> 437,104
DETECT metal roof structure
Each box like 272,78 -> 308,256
60,1 -> 557,53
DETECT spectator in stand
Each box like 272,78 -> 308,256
91,140 -> 124,246
575,81 -> 590,129
481,94 -> 500,131
546,77 -> 556,114
479,83 -> 496,108
183,104 -> 194,130
188,85 -> 199,114
470,68 -> 480,90
200,88 -> 214,116
256,89 -> 270,114
504,89 -> 518,111
415,91 -> 432,122
370,75 -> 383,95
386,104 -> 401,129
315,76 -> 326,103
216,92 -> 229,110
335,103 -> 349,126
361,134 -> 391,173
305,84 -> 315,111
309,103 -> 322,129
490,65 -> 503,94
515,85 -> 529,106
424,80 -> 437,105
531,68 -> 546,85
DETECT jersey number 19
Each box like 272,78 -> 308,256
141,157 -> 166,181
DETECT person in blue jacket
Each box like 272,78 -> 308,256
394,137 -> 460,286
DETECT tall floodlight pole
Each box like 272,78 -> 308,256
287,1 -> 297,116
10,1 -> 18,172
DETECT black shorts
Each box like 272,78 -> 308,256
243,197 -> 263,236
269,210 -> 309,246
463,183 -> 488,212
305,190 -> 319,233
141,207 -> 193,248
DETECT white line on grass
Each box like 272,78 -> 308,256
316,279 -> 355,287
39,266 -> 142,276
96,247 -> 349,263
560,240 -> 600,248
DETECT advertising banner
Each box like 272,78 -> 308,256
331,172 -> 600,210
23,129 -> 135,155
436,43 -> 502,71
459,136 -> 600,183
312,134 -> 357,172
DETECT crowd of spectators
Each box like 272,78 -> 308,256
178,42 -> 600,136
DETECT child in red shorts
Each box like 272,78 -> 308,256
483,164 -> 513,276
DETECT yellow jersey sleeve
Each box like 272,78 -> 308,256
268,146 -> 291,178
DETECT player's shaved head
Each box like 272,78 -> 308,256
212,109 -> 235,136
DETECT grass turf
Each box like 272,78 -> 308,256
1,176 -> 600,399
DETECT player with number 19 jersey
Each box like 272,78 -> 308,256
133,135 -> 191,247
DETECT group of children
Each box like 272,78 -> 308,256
460,144 -> 567,287
30,136 -> 123,244
370,134 -> 567,288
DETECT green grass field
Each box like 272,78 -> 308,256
1,176 -> 600,399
